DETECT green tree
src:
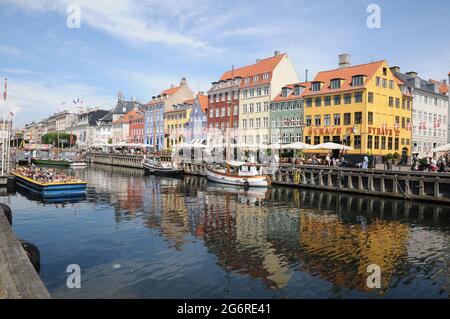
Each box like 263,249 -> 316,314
41,132 -> 77,148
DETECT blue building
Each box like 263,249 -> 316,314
185,93 -> 208,144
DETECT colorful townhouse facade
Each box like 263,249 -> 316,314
164,99 -> 193,150
185,93 -> 209,144
270,82 -> 311,144
236,51 -> 299,146
144,78 -> 194,151
303,54 -> 413,160
129,111 -> 145,144
393,68 -> 449,157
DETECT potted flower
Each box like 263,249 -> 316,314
392,152 -> 400,165
385,153 -> 393,170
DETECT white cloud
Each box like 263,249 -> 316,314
221,26 -> 281,37
1,0 -> 220,52
4,78 -> 115,127
0,44 -> 22,56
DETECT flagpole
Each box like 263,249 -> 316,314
1,78 -> 6,176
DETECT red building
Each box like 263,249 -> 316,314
128,111 -> 145,144
207,76 -> 241,133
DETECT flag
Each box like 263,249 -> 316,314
3,78 -> 7,101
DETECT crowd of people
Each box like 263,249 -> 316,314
14,165 -> 84,183
411,154 -> 449,172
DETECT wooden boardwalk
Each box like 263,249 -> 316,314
0,208 -> 51,299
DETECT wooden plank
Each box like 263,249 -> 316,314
0,211 -> 51,299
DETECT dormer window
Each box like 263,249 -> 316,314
330,79 -> 341,90
281,87 -> 292,98
311,82 -> 322,92
245,77 -> 250,83
263,73 -> 269,80
253,75 -> 259,82
352,75 -> 364,87
294,86 -> 303,96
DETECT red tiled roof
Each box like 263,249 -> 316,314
162,85 -> 182,95
197,94 -> 209,112
302,60 -> 385,97
429,79 -> 449,94
273,82 -> 312,102
219,53 -> 287,87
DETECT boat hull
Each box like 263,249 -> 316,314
12,173 -> 87,198
142,161 -> 155,174
205,167 -> 270,187
32,159 -> 71,167
154,167 -> 184,177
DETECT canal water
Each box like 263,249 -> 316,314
2,164 -> 450,298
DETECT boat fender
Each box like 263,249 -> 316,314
243,180 -> 250,190
20,240 -> 41,273
0,203 -> 12,226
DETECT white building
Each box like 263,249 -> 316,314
394,68 -> 449,157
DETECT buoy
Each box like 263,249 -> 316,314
0,203 -> 12,226
20,240 -> 41,273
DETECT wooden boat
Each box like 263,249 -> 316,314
69,161 -> 87,168
12,172 -> 87,198
154,162 -> 184,177
32,158 -> 71,167
206,161 -> 271,188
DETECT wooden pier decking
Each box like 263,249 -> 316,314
0,207 -> 51,299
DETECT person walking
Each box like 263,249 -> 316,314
362,154 -> 369,169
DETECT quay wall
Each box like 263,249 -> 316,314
85,154 -> 450,204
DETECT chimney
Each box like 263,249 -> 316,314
339,53 -> 351,68
390,66 -> 400,74
256,58 -> 261,63
274,50 -> 280,56
406,71 -> 418,78
305,69 -> 308,82
170,84 -> 175,88
180,77 -> 187,86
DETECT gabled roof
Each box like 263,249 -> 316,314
88,110 -> 109,126
112,99 -> 143,114
161,85 -> 182,96
273,82 -> 312,102
302,60 -> 385,97
197,94 -> 209,112
394,72 -> 448,96
219,53 -> 287,87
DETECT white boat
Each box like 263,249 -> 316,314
206,161 -> 271,188
69,161 -> 87,168
142,158 -> 157,174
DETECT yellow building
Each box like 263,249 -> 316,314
303,54 -> 413,159
164,99 -> 193,151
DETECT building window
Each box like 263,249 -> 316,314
367,135 -> 373,149
383,67 -> 387,76
389,97 -> 394,107
314,136 -> 321,145
354,112 -> 362,124
389,80 -> 394,89
344,93 -> 351,104
395,138 -> 399,150
368,92 -> 374,103
324,96 -> 331,106
381,136 -> 386,149
368,112 -> 373,125
257,87 -> 262,96
374,136 -> 380,149
354,135 -> 361,149
376,77 -> 381,86
395,98 -> 400,108
334,113 -> 341,126
352,76 -> 364,86
324,114 -> 331,126
256,102 -> 262,112
305,136 -> 311,144
263,101 -> 269,111
243,90 -> 248,98
314,115 -> 321,126
249,89 -> 254,97
388,137 -> 393,150
311,82 -> 321,91
306,98 -> 312,107
382,78 -> 387,88
330,79 -> 341,89
306,115 -> 312,126
355,92 -> 362,103
334,95 -> 341,105
344,113 -> 351,125
263,86 -> 269,95
315,97 -> 321,107
263,73 -> 269,80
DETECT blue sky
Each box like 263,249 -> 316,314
1,0 -> 449,127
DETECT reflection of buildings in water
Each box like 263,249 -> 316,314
200,184 -> 296,290
294,211 -> 410,293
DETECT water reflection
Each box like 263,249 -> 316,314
7,163 -> 450,298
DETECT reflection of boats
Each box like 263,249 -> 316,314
12,172 -> 87,198
206,182 -> 270,204
206,161 -> 271,188
32,158 -> 71,167
69,161 -> 87,168
15,186 -> 86,203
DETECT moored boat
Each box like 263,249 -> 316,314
12,172 -> 87,198
206,161 -> 271,188
32,158 -> 71,167
142,158 -> 156,174
69,161 -> 87,168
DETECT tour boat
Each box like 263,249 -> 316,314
154,162 -> 184,177
206,161 -> 271,188
142,158 -> 157,174
12,172 -> 87,198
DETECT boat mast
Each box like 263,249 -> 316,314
226,65 -> 234,173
